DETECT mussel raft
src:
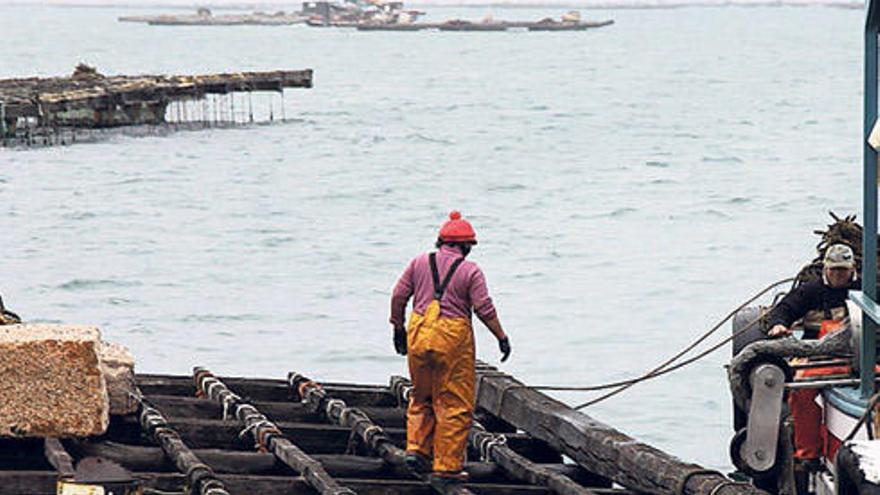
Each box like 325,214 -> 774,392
0,66 -> 313,148
0,362 -> 762,495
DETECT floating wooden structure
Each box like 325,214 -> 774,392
0,66 -> 313,147
0,361 -> 767,495
354,19 -> 614,32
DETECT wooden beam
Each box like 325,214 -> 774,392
193,367 -> 357,495
109,415 -> 406,452
67,441 -> 531,483
502,434 -> 563,464
135,397 -> 230,495
137,375 -> 396,406
474,363 -> 768,495
146,395 -> 405,427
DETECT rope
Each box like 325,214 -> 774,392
527,277 -> 792,395
675,469 -> 724,495
709,480 -> 752,495
481,277 -> 790,410
362,424 -> 382,447
574,307 -> 772,409
844,391 -> 880,442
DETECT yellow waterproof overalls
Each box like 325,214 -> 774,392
406,254 -> 475,474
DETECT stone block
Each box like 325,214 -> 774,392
99,341 -> 137,415
0,324 -> 108,437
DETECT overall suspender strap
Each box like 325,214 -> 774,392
429,253 -> 465,300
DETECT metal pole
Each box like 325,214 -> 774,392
862,23 -> 879,399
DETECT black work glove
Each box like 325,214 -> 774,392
498,337 -> 511,362
393,327 -> 407,356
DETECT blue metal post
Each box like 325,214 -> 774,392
862,14 -> 878,399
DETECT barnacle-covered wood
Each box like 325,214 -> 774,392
100,341 -> 136,415
474,362 -> 769,495
0,324 -> 109,437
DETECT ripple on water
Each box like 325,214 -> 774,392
608,207 -> 638,218
261,236 -> 295,248
181,314 -> 263,323
513,271 -> 545,280
487,183 -> 527,192
701,156 -> 743,164
58,279 -> 142,291
769,201 -> 791,212
291,312 -> 331,322
61,211 -> 98,221
404,133 -> 453,145
697,209 -> 731,219
106,297 -> 136,306
648,178 -> 677,185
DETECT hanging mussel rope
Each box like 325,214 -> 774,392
795,212 -> 870,286
387,375 -> 597,495
287,372 -> 477,495
192,367 -> 356,495
131,391 -> 230,495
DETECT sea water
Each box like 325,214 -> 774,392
0,4 -> 866,468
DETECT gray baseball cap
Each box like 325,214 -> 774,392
824,244 -> 856,269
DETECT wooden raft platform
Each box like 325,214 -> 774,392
0,67 -> 312,146
355,20 -> 615,31
0,362 -> 767,495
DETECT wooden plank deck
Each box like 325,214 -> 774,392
0,365 -> 763,495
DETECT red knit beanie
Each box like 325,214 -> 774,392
438,210 -> 477,244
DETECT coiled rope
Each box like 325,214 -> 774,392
520,277 -> 795,409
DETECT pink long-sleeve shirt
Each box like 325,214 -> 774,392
390,245 -> 497,328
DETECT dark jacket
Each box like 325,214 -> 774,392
765,279 -> 859,338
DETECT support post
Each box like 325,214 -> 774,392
43,438 -> 75,479
863,3 -> 880,399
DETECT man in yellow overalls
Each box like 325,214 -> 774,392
390,210 -> 511,484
